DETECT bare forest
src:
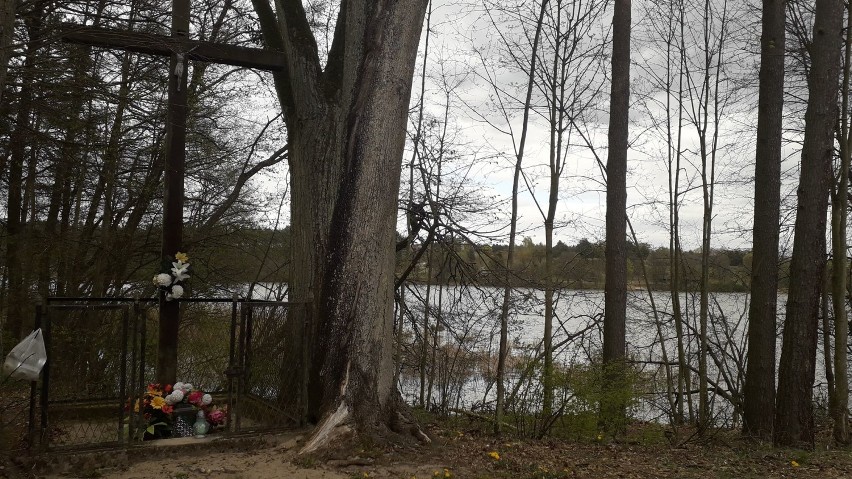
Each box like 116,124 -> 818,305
3,0 -> 852,474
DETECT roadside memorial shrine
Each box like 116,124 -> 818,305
0,0 -> 307,451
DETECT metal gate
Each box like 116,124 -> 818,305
32,297 -> 307,450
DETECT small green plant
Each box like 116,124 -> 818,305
547,359 -> 642,439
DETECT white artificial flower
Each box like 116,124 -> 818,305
153,273 -> 172,287
183,383 -> 193,391
171,262 -> 190,282
173,382 -> 185,391
167,389 -> 184,404
170,284 -> 184,299
201,393 -> 212,406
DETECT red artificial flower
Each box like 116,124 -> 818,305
188,390 -> 203,406
165,384 -> 173,393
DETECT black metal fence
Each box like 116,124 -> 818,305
19,296 -> 308,451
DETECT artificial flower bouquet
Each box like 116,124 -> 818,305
153,252 -> 190,300
130,382 -> 227,440
131,383 -> 172,439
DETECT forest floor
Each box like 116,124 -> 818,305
8,418 -> 852,478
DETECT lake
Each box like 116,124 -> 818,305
394,284 -> 832,427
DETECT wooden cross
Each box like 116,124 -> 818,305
62,0 -> 284,385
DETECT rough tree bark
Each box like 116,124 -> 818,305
602,0 -> 631,430
251,0 -> 429,451
742,0 -> 785,441
774,0 -> 842,448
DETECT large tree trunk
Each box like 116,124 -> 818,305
774,0 -> 842,448
252,0 -> 428,451
602,0 -> 631,431
742,0 -> 785,441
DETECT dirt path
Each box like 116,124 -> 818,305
13,424 -> 852,478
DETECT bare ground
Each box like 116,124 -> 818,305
5,421 -> 852,478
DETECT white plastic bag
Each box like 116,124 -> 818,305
2,328 -> 47,381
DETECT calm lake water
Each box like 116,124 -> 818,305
241,282 -> 830,425
394,284 -> 835,425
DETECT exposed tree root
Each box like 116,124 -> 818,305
300,391 -> 430,456
391,409 -> 432,445
300,401 -> 352,455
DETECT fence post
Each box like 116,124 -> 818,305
39,299 -> 51,451
117,307 -> 130,444
128,301 -> 137,443
27,300 -> 42,451
226,293 -> 239,434
235,300 -> 248,432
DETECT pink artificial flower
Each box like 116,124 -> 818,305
207,408 -> 227,425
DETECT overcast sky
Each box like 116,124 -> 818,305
392,0 -> 804,251
244,0 -> 807,252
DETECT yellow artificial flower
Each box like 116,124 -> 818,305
488,451 -> 500,461
791,460 -> 800,467
150,396 -> 166,410
175,252 -> 189,263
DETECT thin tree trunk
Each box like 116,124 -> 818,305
775,0 -> 842,448
420,256 -> 433,408
541,1 -> 563,425
0,0 -> 15,105
829,0 -> 852,445
94,53 -> 132,296
822,266 -> 836,427
426,281 -> 444,409
4,11 -> 40,341
742,0 -> 785,441
666,0 -> 689,425
674,0 -> 693,425
602,0 -> 631,431
495,0 -> 549,436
